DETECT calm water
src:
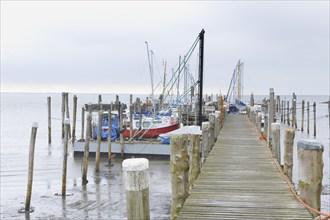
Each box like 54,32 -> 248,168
1,93 -> 329,219
0,93 -> 170,220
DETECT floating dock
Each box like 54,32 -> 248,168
74,140 -> 171,159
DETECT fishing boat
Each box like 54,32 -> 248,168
123,113 -> 180,139
92,110 -> 180,140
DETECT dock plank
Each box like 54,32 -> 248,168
177,114 -> 312,219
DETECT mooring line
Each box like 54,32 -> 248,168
244,115 -> 330,220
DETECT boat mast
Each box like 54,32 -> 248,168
184,56 -> 188,104
177,55 -> 181,103
145,41 -> 154,106
198,29 -> 205,127
161,60 -> 167,109
237,60 -> 241,104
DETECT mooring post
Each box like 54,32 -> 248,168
307,101 -> 310,134
98,94 -> 102,110
170,134 -> 189,219
137,98 -> 142,130
269,88 -> 275,124
202,122 -> 210,163
62,119 -> 70,195
194,94 -> 198,126
271,123 -> 281,164
286,101 -> 290,126
301,100 -> 305,132
313,102 -> 316,137
81,106 -> 85,140
284,100 -> 287,124
283,128 -> 295,182
24,122 -> 38,212
96,110 -> 102,172
129,103 -> 133,139
119,102 -> 125,159
250,93 -> 254,107
108,105 -> 112,165
293,93 -> 297,129
61,92 -> 65,139
122,158 -> 150,220
276,95 -> 280,116
82,113 -> 91,184
214,111 -> 220,137
47,97 -> 51,144
257,112 -> 262,135
281,100 -> 285,123
72,95 -> 77,144
209,114 -> 215,148
65,92 -> 71,139
189,134 -> 201,189
297,139 -> 324,218
264,114 -> 268,140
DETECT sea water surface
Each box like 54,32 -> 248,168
0,93 -> 329,219
1,93 -> 171,220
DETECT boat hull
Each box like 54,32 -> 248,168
123,122 -> 180,138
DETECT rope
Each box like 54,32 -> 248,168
244,115 -> 330,220
163,36 -> 199,102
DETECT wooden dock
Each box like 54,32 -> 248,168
177,114 -> 312,219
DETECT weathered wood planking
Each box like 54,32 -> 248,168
177,114 -> 312,219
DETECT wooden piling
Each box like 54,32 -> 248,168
257,112 -> 262,135
287,101 -> 290,126
65,93 -> 71,139
297,139 -> 324,218
108,106 -> 112,165
62,119 -> 70,195
264,114 -> 268,140
129,103 -> 133,138
313,102 -> 316,137
270,123 -> 281,164
47,97 -> 51,144
189,134 -> 201,188
194,95 -> 198,125
119,102 -> 124,158
250,93 -> 254,107
98,94 -> 102,110
301,100 -> 305,132
283,128 -> 295,182
209,114 -> 215,148
292,93 -> 297,129
81,107 -> 85,140
25,122 -> 38,212
276,95 -> 280,115
61,92 -> 65,138
269,88 -> 275,124
307,101 -> 310,134
283,100 -> 286,124
82,113 -> 91,184
96,110 -> 102,172
282,100 -> 285,123
72,95 -> 77,144
122,158 -> 150,220
202,122 -> 210,163
170,135 -> 189,219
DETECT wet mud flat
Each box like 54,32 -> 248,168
1,152 -> 171,220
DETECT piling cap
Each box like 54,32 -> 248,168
64,118 -> 70,125
297,139 -> 324,151
32,122 -> 39,128
122,158 -> 149,171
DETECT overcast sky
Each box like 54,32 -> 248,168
1,1 -> 329,95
